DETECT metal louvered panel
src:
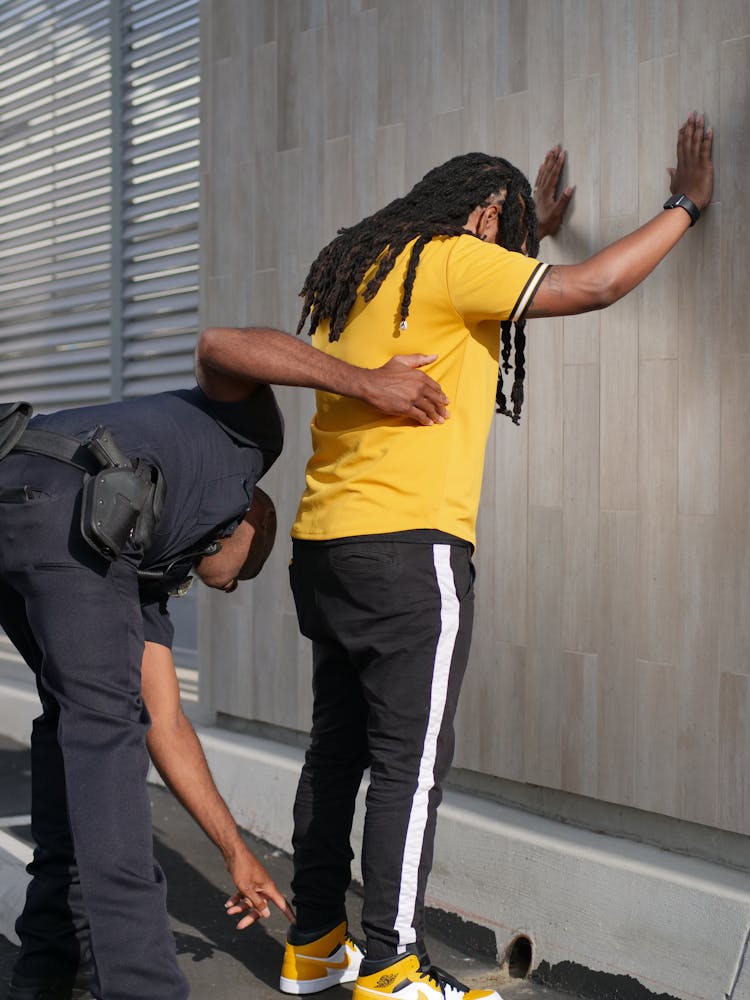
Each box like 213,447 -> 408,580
0,0 -> 199,410
0,0 -> 113,409
118,0 -> 200,398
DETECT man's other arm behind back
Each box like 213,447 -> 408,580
194,325 -> 450,425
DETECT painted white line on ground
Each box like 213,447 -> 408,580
0,829 -> 32,864
0,815 -> 31,827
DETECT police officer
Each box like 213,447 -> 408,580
0,324 -> 448,1000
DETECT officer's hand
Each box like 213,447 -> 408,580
223,845 -> 295,930
533,146 -> 574,241
363,355 -> 450,426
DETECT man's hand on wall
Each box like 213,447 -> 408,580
533,145 -> 575,241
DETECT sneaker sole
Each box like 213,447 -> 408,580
280,964 -> 360,994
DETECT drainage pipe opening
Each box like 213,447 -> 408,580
506,935 -> 533,979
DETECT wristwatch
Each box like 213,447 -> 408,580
663,193 -> 700,227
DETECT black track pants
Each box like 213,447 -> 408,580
289,538 -> 475,961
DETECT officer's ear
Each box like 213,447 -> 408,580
236,486 -> 277,580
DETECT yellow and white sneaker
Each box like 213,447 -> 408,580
352,954 -> 503,1000
280,921 -> 364,994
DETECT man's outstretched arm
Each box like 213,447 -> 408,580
141,641 -> 295,928
528,112 -> 713,317
194,325 -> 449,426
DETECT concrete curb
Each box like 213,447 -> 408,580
2,677 -> 749,1000
0,831 -> 30,946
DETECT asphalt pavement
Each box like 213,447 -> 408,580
0,735 -> 576,1000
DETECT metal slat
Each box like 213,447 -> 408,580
123,244 -> 198,272
123,232 -> 196,260
122,165 -> 198,201
122,147 -> 198,183
123,115 -> 196,151
122,288 -> 198,319
0,134 -> 112,184
121,205 -> 197,240
124,7 -> 198,48
0,324 -> 109,356
0,383 -> 113,407
0,344 -> 112,374
0,8 -> 107,69
0,180 -> 111,217
0,250 -> 111,287
0,269 -> 111,309
123,38 -> 197,86
0,235 -> 111,268
1,44 -> 109,106
123,94 -> 198,130
122,330 -> 197,354
122,314 -> 197,339
0,319 -> 111,347
0,0 -> 45,31
123,129 -> 197,164
0,181 -> 111,218
0,362 -> 113,391
0,292 -> 111,328
0,37 -> 108,91
124,267 -> 198,293
0,86 -> 111,142
0,201 -> 111,239
123,187 -> 198,220
128,73 -> 198,112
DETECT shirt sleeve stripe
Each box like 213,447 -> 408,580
510,262 -> 551,323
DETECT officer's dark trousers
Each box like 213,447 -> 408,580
0,455 -> 188,1000
289,538 -> 474,963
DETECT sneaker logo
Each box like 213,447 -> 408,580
303,955 -> 350,969
375,973 -> 399,988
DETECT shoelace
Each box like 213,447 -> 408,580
419,964 -> 470,996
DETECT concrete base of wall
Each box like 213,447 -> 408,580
1,678 -> 749,1000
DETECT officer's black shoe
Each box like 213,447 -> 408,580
7,973 -> 71,1000
7,971 -> 94,1000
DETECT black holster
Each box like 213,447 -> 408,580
79,426 -> 165,560
1,408 -> 165,562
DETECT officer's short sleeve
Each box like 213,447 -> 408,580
205,384 -> 284,477
445,235 -> 550,324
141,599 -> 175,649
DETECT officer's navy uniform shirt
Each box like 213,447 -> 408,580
27,384 -> 284,647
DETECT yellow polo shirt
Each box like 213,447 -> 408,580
292,234 -> 549,548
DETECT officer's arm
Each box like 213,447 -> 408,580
141,641 -> 294,927
528,112 -> 713,318
194,325 -> 449,426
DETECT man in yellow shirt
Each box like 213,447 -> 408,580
277,115 -> 713,1000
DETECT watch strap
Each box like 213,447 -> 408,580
663,193 -> 700,227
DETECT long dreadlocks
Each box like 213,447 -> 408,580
296,153 -> 539,425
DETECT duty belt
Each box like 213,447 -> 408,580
12,426 -> 104,474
